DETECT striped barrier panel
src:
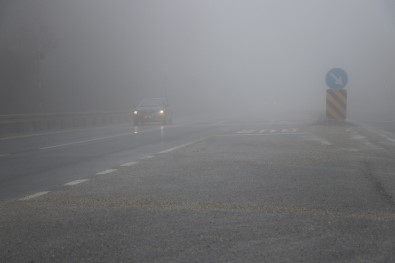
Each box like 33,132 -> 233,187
326,89 -> 347,120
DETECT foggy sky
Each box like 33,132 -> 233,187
2,0 -> 395,120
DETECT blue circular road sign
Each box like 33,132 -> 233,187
325,68 -> 348,89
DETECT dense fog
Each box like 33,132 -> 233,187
1,0 -> 395,122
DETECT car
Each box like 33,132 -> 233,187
132,98 -> 172,125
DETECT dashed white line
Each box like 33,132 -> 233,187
120,161 -> 139,167
96,169 -> 118,175
0,153 -> 10,157
259,129 -> 267,133
19,191 -> 49,201
292,128 -> 298,132
270,129 -> 276,133
64,179 -> 89,186
281,129 -> 288,133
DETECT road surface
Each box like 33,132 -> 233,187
1,119 -> 395,262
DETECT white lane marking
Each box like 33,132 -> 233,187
292,128 -> 298,132
237,130 -> 255,134
379,134 -> 395,143
350,130 -> 383,150
158,141 -> 198,154
141,155 -> 155,160
318,139 -> 332,146
0,153 -> 10,157
0,130 -> 84,141
64,179 -> 89,186
309,136 -> 332,146
219,132 -> 307,137
40,132 -> 138,150
0,124 -> 167,141
281,129 -> 288,133
364,141 -> 384,150
259,129 -> 267,133
96,169 -> 117,175
120,161 -> 138,167
19,191 -> 49,201
352,134 -> 366,140
358,124 -> 395,145
270,129 -> 276,133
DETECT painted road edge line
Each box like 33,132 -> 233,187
19,191 -> 49,201
120,161 -> 138,167
158,139 -> 204,154
64,179 -> 89,186
39,132 -> 137,150
96,169 -> 118,175
219,132 -> 307,137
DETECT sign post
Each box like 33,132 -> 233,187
325,68 -> 348,121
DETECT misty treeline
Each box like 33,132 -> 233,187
0,1 -> 130,114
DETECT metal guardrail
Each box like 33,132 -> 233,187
0,111 -> 132,136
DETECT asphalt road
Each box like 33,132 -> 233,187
0,122 -> 224,200
1,119 -> 395,262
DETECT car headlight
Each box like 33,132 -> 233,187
133,110 -> 138,115
159,110 -> 165,114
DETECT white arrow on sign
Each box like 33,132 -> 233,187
329,72 -> 343,86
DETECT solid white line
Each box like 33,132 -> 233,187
158,142 -> 196,154
19,191 -> 49,201
0,130 -> 83,141
380,134 -> 395,143
0,123 -> 165,141
64,179 -> 89,186
364,141 -> 384,150
341,148 -> 360,152
96,169 -> 117,175
237,130 -> 255,134
219,132 -> 307,137
40,132 -> 137,150
352,134 -> 366,140
120,161 -> 138,167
